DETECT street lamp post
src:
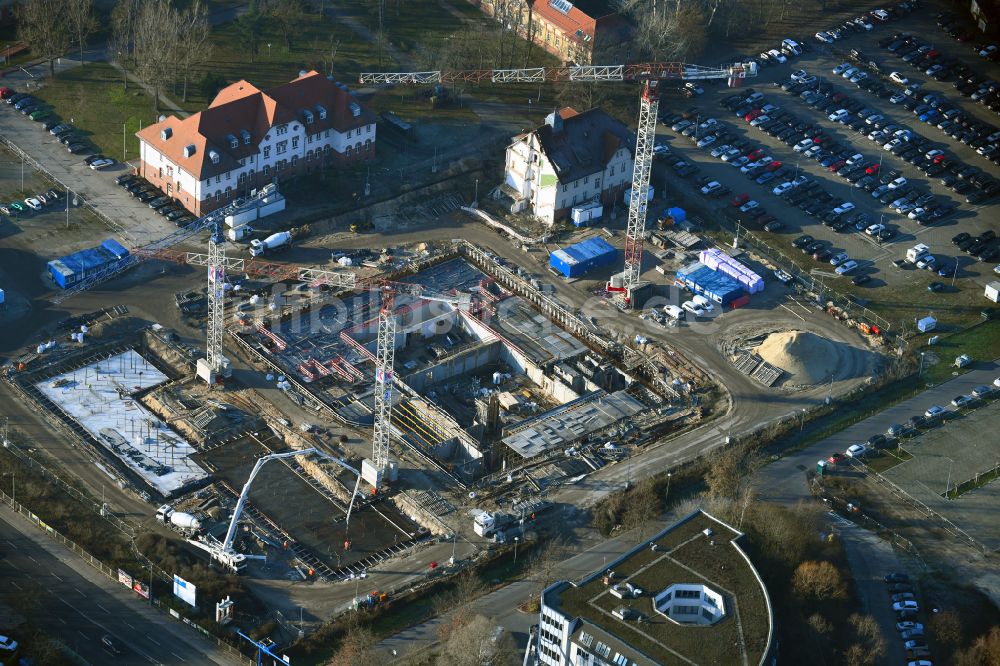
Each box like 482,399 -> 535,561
945,457 -> 954,496
918,352 -> 926,376
513,536 -> 520,565
474,178 -> 479,206
799,408 -> 807,432
665,472 -> 672,505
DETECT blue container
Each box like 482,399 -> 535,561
550,237 -> 618,279
47,243 -> 119,288
100,239 -> 130,260
675,262 -> 744,305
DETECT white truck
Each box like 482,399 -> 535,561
155,505 -> 202,535
249,231 -> 292,257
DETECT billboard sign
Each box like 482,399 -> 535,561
173,574 -> 197,607
133,581 -> 150,600
117,569 -> 133,588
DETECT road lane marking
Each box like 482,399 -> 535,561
124,621 -> 135,629
51,572 -> 63,581
97,603 -> 110,614
5,540 -> 15,549
27,555 -> 39,564
10,581 -> 20,590
171,652 -> 186,662
148,637 -> 161,646
78,630 -> 88,639
58,618 -> 67,625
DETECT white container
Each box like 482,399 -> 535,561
985,281 -> 1000,303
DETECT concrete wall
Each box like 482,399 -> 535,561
402,340 -> 502,393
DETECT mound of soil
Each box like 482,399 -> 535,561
755,330 -> 841,385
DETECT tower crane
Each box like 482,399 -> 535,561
188,448 -> 364,573
359,61 -> 757,307
366,284 -> 472,487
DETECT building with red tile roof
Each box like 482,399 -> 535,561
474,0 -> 630,64
136,71 -> 375,216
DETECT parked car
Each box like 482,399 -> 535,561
846,443 -> 868,458
951,394 -> 973,407
924,405 -> 947,418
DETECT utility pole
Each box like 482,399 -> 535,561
65,187 -> 69,229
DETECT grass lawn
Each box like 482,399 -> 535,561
31,62 -> 161,160
866,447 -> 912,473
919,318 -> 1000,384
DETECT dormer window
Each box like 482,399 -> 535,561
227,133 -> 238,149
303,109 -> 314,124
183,144 -> 196,158
160,127 -> 172,140
240,129 -> 251,145
209,149 -> 220,165
316,104 -> 327,120
349,102 -> 361,118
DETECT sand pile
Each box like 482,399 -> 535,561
755,330 -> 840,385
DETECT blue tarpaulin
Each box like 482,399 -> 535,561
550,237 -> 618,278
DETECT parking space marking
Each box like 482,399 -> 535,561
780,303 -> 805,321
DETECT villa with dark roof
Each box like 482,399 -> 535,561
502,107 -> 634,225
136,71 -> 376,216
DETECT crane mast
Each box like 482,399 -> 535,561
205,223 -> 227,379
372,287 -> 396,475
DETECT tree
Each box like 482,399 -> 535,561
437,613 -> 513,666
328,621 -> 380,666
176,0 -> 213,103
110,0 -> 142,90
17,0 -> 72,77
704,444 -> 743,501
65,0 -> 97,67
132,0 -> 178,111
268,0 -> 305,50
233,9 -> 265,63
619,0 -> 708,61
954,625 -> 1000,666
928,610 -> 963,652
622,478 -> 661,539
792,561 -> 847,601
845,613 -> 886,666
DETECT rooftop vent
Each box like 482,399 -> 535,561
299,69 -> 309,78
160,127 -> 172,141
183,144 -> 196,158
702,528 -> 714,537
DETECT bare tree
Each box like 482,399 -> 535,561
792,561 -> 847,601
846,613 -> 886,666
268,0 -> 305,50
619,0 -> 707,61
954,626 -> 1000,666
176,0 -> 213,103
17,0 -> 72,77
329,620 -> 380,666
65,0 -> 97,67
437,614 -> 514,666
133,0 -> 179,111
928,610 -> 963,652
110,0 -> 141,90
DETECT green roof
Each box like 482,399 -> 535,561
547,511 -> 772,666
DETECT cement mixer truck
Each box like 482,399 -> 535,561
155,505 -> 203,536
249,231 -> 292,257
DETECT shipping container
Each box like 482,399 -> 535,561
675,262 -> 745,305
100,239 -> 130,260
985,281 -> 1000,304
225,208 -> 258,228
571,201 -> 603,227
258,196 -> 286,219
549,237 -> 618,278
47,243 -> 123,288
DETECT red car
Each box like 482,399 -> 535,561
828,453 -> 846,464
0,87 -> 12,99
932,154 -> 946,164
828,159 -> 846,172
746,148 -> 764,160
745,109 -> 762,121
866,164 -> 881,174
730,193 -> 750,207
765,161 -> 783,172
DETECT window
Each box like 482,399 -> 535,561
215,190 -> 221,201
238,173 -> 246,184
226,171 -> 232,181
307,134 -> 313,144
263,146 -> 271,159
276,140 -> 287,155
613,654 -> 628,666
225,186 -> 232,198
346,145 -> 353,156
227,134 -> 238,148
347,129 -> 353,138
263,165 -> 270,176
561,184 -> 567,192
610,166 -> 615,176
292,136 -> 299,149
365,139 -> 372,151
675,589 -> 701,599
241,130 -> 251,145
306,150 -> 313,161
583,175 -> 588,184
215,175 -> 221,184
595,642 -> 611,658
239,158 -> 246,166
166,182 -> 172,195
276,124 -> 288,136
355,142 -> 361,153
291,155 -> 298,166
324,129 -> 330,138
594,178 -> 600,188
166,166 -> 173,177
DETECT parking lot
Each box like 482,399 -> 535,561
884,398 -> 1000,550
655,2 -> 1000,329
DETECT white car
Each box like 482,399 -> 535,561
749,115 -> 771,127
828,109 -> 849,122
925,149 -> 944,160
865,223 -> 886,236
710,144 -> 731,158
951,395 -> 973,408
804,145 -> 822,158
681,300 -> 705,317
887,177 -> 907,189
698,118 -> 718,130
720,147 -> 741,161
889,92 -> 906,104
893,600 -> 919,612
24,197 -> 42,210
768,49 -> 787,63
833,62 -> 852,75
815,31 -> 834,43
842,67 -> 858,79
979,44 -> 998,58
791,175 -> 809,187
830,252 -> 849,266
696,135 -> 717,148
890,72 -> 909,85
908,207 -> 927,220
916,255 -> 936,270
833,202 -> 855,215
849,71 -> 868,84
772,182 -> 795,196
89,157 -> 116,170
924,405 -> 946,419
846,443 -> 868,458
790,69 -> 809,82
692,294 -> 715,312
793,138 -> 814,152
738,200 -> 759,213
845,154 -> 864,165
835,260 -> 859,275
700,181 -> 722,195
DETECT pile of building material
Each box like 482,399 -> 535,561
699,248 -> 764,294
754,330 -> 839,385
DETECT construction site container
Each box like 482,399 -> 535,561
258,195 -> 286,219
665,206 -> 686,223
0,288 -> 4,305
549,237 -> 617,279
675,262 -> 745,305
917,316 -> 937,333
227,225 -> 253,241
698,248 -> 764,294
985,281 -> 1000,304
571,201 -> 603,226
225,208 -> 258,228
47,241 -> 125,288
100,239 -> 130,260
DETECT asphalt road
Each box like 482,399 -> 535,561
756,358 -> 1000,504
0,503 -> 243,666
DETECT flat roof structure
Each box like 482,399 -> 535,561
36,350 -> 209,496
538,510 -> 773,666
502,390 -> 643,458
